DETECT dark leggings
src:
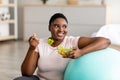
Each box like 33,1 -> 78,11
13,75 -> 39,80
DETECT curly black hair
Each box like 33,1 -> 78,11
49,13 -> 68,26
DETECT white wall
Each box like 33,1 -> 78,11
17,0 -> 66,39
105,0 -> 120,24
17,0 -> 120,39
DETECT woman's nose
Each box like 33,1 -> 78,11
59,26 -> 64,31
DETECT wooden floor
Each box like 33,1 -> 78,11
0,40 -> 120,80
0,40 -> 28,80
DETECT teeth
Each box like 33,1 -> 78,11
58,33 -> 64,36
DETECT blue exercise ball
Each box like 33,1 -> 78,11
64,48 -> 120,80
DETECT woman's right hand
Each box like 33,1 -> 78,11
28,33 -> 39,50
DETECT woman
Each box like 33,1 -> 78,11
14,13 -> 110,80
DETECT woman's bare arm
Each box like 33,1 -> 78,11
21,33 -> 39,76
21,47 -> 39,76
77,37 -> 111,56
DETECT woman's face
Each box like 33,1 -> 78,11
49,18 -> 68,41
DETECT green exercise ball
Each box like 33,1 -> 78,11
64,48 -> 120,80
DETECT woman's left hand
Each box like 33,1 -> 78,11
64,47 -> 83,59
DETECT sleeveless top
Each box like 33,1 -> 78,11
35,36 -> 80,80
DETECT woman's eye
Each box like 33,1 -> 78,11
52,24 -> 67,29
63,25 -> 67,28
53,24 -> 59,28
54,25 -> 59,28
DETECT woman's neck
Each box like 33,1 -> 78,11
50,38 -> 63,47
